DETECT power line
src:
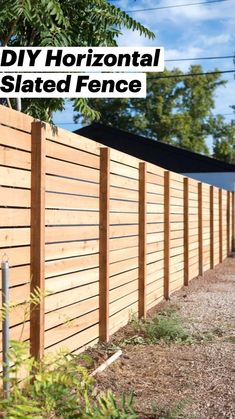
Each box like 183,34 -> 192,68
148,69 -> 235,79
125,0 -> 230,13
166,55 -> 234,62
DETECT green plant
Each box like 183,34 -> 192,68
151,399 -> 195,419
0,340 -> 137,418
129,306 -> 194,345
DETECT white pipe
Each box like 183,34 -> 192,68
90,349 -> 122,377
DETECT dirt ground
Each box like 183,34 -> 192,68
94,257 -> 235,418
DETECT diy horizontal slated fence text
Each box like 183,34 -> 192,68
0,105 -> 234,363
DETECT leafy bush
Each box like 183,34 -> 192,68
0,340 -> 137,418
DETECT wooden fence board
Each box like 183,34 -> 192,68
0,104 -> 33,132
45,225 -> 99,243
46,175 -> 99,196
46,192 -> 99,211
45,253 -> 99,278
46,140 -> 99,169
46,156 -> 99,182
45,310 -> 99,348
45,268 -> 99,295
45,240 -> 99,261
0,228 -> 30,247
0,145 -> 31,170
0,186 -> 30,207
0,166 -> 30,188
0,124 -> 31,151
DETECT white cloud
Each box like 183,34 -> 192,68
195,33 -> 231,48
117,28 -> 158,47
165,46 -> 203,70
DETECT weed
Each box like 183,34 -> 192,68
128,306 -> 193,345
225,335 -> 235,344
122,335 -> 147,346
151,399 -> 196,419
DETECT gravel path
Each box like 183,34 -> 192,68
96,257 -> 235,418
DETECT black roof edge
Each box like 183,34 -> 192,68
75,123 -> 235,173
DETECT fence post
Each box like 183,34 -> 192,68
219,189 -> 223,263
232,191 -> 235,252
227,191 -> 230,255
210,186 -> 214,269
138,162 -> 147,318
184,178 -> 189,286
198,183 -> 203,276
30,121 -> 46,360
99,147 -> 110,342
164,171 -> 170,299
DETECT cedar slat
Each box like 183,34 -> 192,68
45,253 -> 99,277
45,310 -> 99,348
0,104 -> 33,132
45,268 -> 98,295
0,228 -> 30,247
45,240 -> 99,261
45,225 -> 99,243
0,124 -> 31,151
46,175 -> 99,196
0,187 -> 30,208
0,208 -> 30,227
45,209 -> 99,225
46,193 -> 99,210
46,140 -> 99,169
46,156 -> 99,182
45,282 -> 99,313
0,166 -> 30,188
0,145 -> 31,170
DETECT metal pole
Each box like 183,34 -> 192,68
16,98 -> 21,112
233,183 -> 235,252
1,259 -> 10,398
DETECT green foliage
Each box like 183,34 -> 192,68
209,114 -> 235,162
0,340 -> 137,418
0,0 -> 154,121
80,65 -> 233,159
151,399 -> 195,419
127,306 -> 194,345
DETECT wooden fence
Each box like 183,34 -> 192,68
0,105 -> 234,362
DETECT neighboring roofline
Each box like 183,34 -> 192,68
75,123 -> 235,173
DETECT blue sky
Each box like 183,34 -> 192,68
54,0 -> 235,137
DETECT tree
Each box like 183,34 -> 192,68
0,0 -> 154,121
80,65 -> 226,155
78,68 -> 183,141
210,115 -> 235,163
